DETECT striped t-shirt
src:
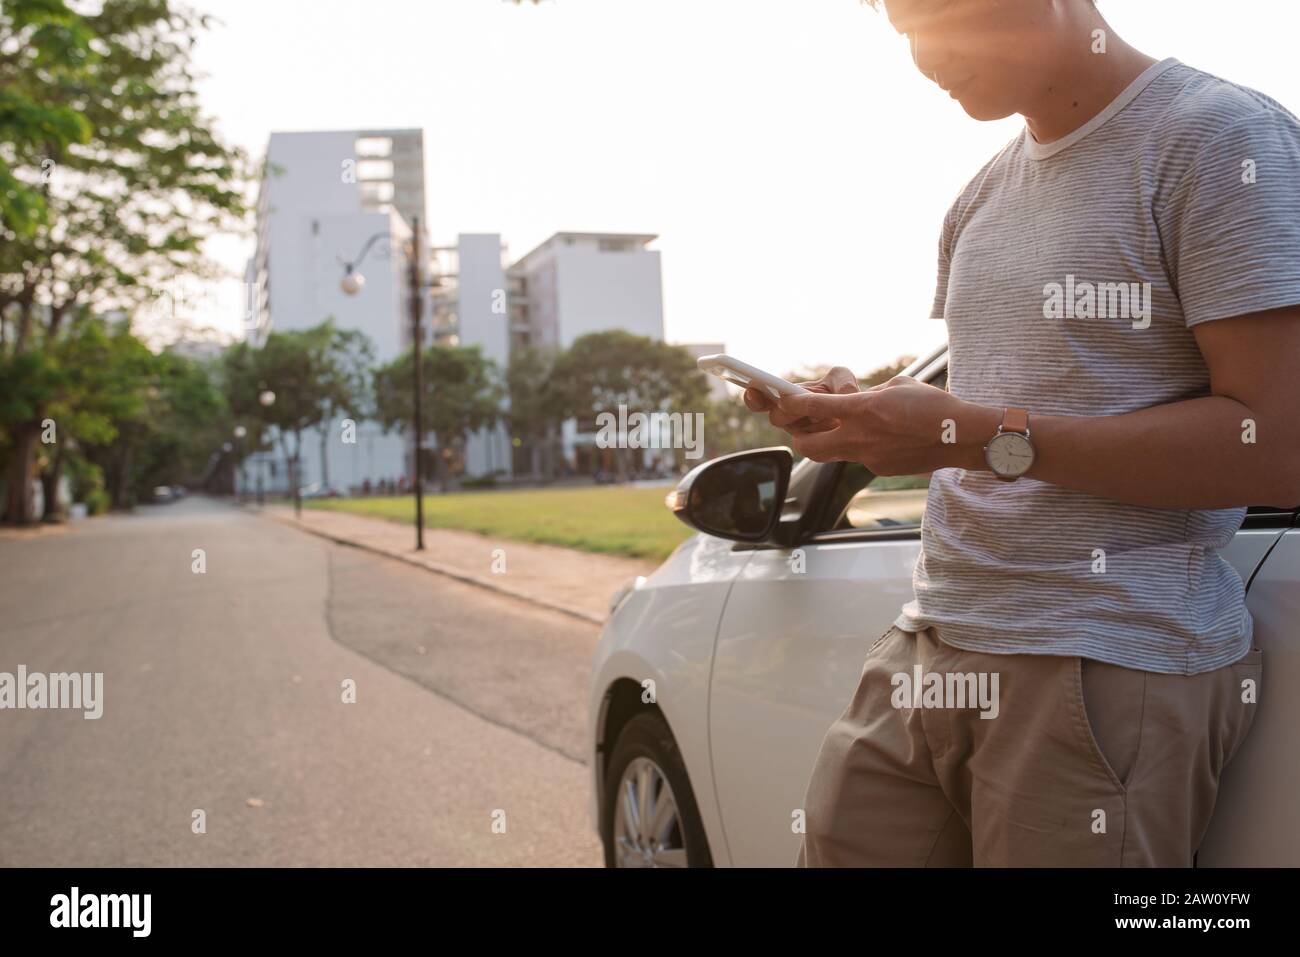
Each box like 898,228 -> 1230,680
894,57 -> 1300,675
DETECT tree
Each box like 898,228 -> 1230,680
550,331 -> 709,478
0,0 -> 247,523
0,310 -> 159,517
701,395 -> 791,460
373,344 -> 503,492
311,321 -> 375,490
0,0 -> 95,235
222,321 -> 375,510
121,350 -> 228,503
75,339 -> 228,510
40,316 -> 151,514
505,345 -> 564,480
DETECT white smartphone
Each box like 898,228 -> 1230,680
696,353 -> 808,400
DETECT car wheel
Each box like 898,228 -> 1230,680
602,712 -> 713,868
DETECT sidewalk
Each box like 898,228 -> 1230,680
258,505 -> 659,624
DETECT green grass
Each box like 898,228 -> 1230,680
306,486 -> 692,562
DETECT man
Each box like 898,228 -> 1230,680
745,0 -> 1300,866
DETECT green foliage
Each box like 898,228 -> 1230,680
703,395 -> 792,458
0,0 -> 96,234
120,350 -> 230,501
222,319 -> 376,451
0,0 -> 248,321
505,344 -> 561,439
63,321 -> 229,507
373,342 -> 504,447
83,487 -> 109,515
0,314 -> 147,449
0,0 -> 247,522
65,450 -> 104,506
550,330 -> 709,428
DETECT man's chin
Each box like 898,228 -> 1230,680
956,96 -> 1016,122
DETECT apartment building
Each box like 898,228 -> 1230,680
431,232 -> 670,477
243,128 -> 426,493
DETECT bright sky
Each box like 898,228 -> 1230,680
189,0 -> 1300,377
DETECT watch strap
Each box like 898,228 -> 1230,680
1002,407 -> 1029,435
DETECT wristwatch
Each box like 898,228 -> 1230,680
983,407 -> 1035,481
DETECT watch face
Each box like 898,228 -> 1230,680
985,431 -> 1035,478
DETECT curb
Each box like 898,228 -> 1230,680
257,508 -> 607,627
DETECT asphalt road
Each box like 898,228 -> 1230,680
0,497 -> 603,866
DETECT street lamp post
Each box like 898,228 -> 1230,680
221,442 -> 234,496
258,388 -> 276,510
340,219 -> 431,551
409,216 -> 426,551
233,425 -> 248,503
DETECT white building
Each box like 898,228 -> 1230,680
431,228 -> 670,481
429,234 -> 514,479
507,232 -> 664,350
508,232 -> 666,472
245,132 -> 675,488
244,128 -> 427,494
429,231 -> 671,477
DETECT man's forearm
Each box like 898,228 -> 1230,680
956,396 -> 1299,509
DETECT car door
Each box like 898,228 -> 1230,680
1198,507 -> 1300,866
708,456 -> 932,867
706,357 -> 947,868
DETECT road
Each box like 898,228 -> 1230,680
0,497 -> 603,866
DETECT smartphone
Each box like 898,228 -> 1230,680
696,354 -> 808,400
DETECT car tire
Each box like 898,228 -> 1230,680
602,711 -> 713,868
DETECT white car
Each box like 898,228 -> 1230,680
587,345 -> 1300,867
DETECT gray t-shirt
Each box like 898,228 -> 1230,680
895,57 -> 1300,675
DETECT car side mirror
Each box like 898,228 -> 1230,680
667,447 -> 793,543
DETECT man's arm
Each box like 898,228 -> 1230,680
761,305 -> 1300,510
1015,305 -> 1300,508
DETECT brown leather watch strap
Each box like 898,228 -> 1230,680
1002,407 -> 1029,434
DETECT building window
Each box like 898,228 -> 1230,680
357,159 -> 394,181
360,181 -> 395,203
598,238 -> 633,252
355,137 -> 393,158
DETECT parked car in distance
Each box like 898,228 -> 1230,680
298,483 -> 343,499
587,344 -> 1300,867
152,485 -> 174,503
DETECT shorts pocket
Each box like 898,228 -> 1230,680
1224,647 -> 1262,765
1071,657 -> 1144,794
865,625 -> 899,657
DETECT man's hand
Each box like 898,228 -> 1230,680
754,373 -> 998,476
742,366 -> 859,435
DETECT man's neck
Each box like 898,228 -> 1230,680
1023,33 -> 1159,145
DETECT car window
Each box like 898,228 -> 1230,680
823,463 -> 931,532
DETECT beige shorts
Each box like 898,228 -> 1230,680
797,626 -> 1262,867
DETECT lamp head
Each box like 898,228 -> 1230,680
341,271 -> 365,295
